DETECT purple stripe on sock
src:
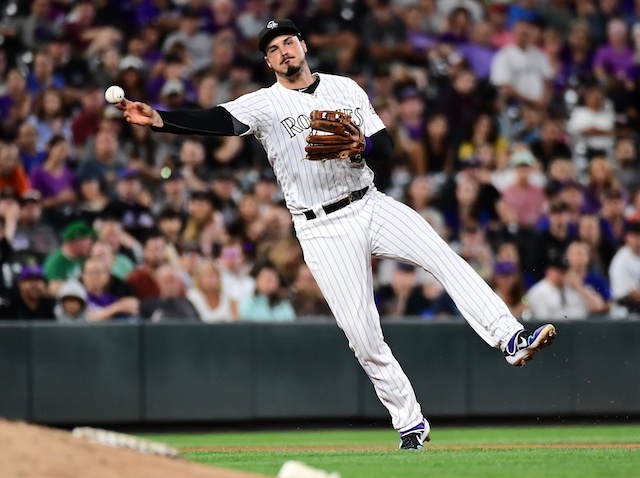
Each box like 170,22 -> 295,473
400,419 -> 425,436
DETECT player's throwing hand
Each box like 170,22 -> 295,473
116,99 -> 163,128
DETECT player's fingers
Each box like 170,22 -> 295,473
116,98 -> 134,110
126,101 -> 148,115
125,112 -> 148,123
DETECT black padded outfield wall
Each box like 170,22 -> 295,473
0,323 -> 30,419
30,323 -> 142,423
142,323 -> 254,421
0,320 -> 638,424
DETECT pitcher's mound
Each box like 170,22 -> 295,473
0,419 -> 265,478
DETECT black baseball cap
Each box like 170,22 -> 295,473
157,207 -> 182,222
258,19 -> 301,53
180,6 -> 201,18
190,190 -> 213,202
547,256 -> 569,271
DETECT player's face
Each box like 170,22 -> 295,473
264,35 -> 307,78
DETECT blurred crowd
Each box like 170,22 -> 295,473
0,0 -> 640,323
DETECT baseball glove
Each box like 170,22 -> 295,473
305,110 -> 365,162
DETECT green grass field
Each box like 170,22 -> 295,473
143,424 -> 640,478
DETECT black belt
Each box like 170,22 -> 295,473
303,186 -> 369,220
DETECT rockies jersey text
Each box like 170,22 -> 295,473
220,73 -> 384,212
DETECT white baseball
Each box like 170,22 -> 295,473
104,85 -> 125,104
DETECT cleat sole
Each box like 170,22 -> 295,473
513,325 -> 556,367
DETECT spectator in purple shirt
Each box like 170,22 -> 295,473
457,21 -> 496,80
436,68 -> 483,149
205,0 -> 242,40
593,18 -> 635,84
439,7 -> 472,46
559,20 -> 594,88
26,51 -> 65,94
129,25 -> 163,68
599,188 -> 629,246
29,135 -> 77,220
26,87 -> 73,152
15,123 -> 46,174
395,84 -> 427,172
582,157 -> 626,214
134,0 -> 163,28
0,69 -> 33,140
80,258 -> 139,322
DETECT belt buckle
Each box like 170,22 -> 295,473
348,187 -> 366,202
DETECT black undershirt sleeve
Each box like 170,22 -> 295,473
150,106 -> 250,136
366,129 -> 394,163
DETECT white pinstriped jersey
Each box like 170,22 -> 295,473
218,67 -> 528,438
219,73 -> 385,213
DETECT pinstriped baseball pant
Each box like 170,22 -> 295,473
293,188 -> 523,432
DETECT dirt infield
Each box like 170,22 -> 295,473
0,420 -> 267,478
185,443 -> 640,452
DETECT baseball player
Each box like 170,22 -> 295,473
119,19 -> 556,450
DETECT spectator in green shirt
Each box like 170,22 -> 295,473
89,240 -> 135,281
43,220 -> 96,295
240,262 -> 296,322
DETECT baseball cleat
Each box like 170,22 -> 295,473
504,324 -> 556,367
399,419 -> 431,450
